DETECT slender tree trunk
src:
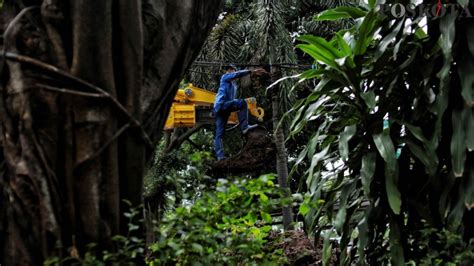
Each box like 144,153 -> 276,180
271,66 -> 293,230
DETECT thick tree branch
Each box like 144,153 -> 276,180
165,124 -> 205,153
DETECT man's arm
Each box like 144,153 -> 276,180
221,70 -> 251,82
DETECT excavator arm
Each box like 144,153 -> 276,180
164,84 -> 264,130
165,84 -> 274,173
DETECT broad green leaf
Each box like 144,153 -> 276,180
467,109 -> 474,151
307,133 -> 319,159
338,125 -> 356,161
307,145 -> 330,191
448,183 -> 466,229
385,162 -> 401,215
437,12 -> 456,93
334,206 -> 346,234
373,133 -> 396,170
304,96 -> 330,121
260,212 -> 272,223
334,182 -> 355,233
389,220 -> 405,266
289,106 -> 309,137
355,10 -> 378,55
336,33 -> 352,56
299,69 -> 325,80
298,35 -> 343,69
299,35 -> 343,58
313,78 -> 330,94
361,91 -> 376,110
343,30 -> 356,50
360,152 -> 376,196
245,212 -> 257,225
374,133 -> 401,214
368,0 -> 376,8
293,146 -> 308,169
299,202 -> 310,215
406,140 -> 437,176
451,109 -> 467,177
297,44 -> 338,69
393,39 -> 403,60
316,6 -> 367,21
308,172 -> 322,196
403,122 -> 428,143
322,231 -> 332,266
467,25 -> 474,55
375,19 -> 404,59
312,144 -> 330,168
458,56 -> 474,105
440,13 -> 456,58
259,192 -> 269,203
429,84 -> 449,150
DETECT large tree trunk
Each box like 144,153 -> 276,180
0,0 -> 222,264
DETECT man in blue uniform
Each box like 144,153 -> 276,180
213,64 -> 264,161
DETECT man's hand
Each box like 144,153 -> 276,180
251,68 -> 269,77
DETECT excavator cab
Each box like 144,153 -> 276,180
164,84 -> 264,130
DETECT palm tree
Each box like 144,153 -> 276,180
249,0 -> 297,230
190,0 -> 298,229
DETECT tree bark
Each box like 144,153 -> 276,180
271,66 -> 294,230
0,0 -> 222,264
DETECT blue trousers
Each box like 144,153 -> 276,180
214,99 -> 249,160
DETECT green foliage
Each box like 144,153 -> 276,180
143,130 -> 214,211
46,177 -> 288,265
315,6 -> 366,21
291,2 -> 473,265
102,200 -> 145,263
147,175 -> 287,265
416,226 -> 474,265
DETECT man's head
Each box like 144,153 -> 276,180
224,64 -> 238,73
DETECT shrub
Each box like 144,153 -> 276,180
147,175 -> 288,265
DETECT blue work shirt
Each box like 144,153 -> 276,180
213,70 -> 251,113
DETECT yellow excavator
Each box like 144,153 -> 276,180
164,84 -> 265,129
164,83 -> 274,173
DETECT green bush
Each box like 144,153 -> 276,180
147,175 -> 287,265
415,225 -> 474,265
